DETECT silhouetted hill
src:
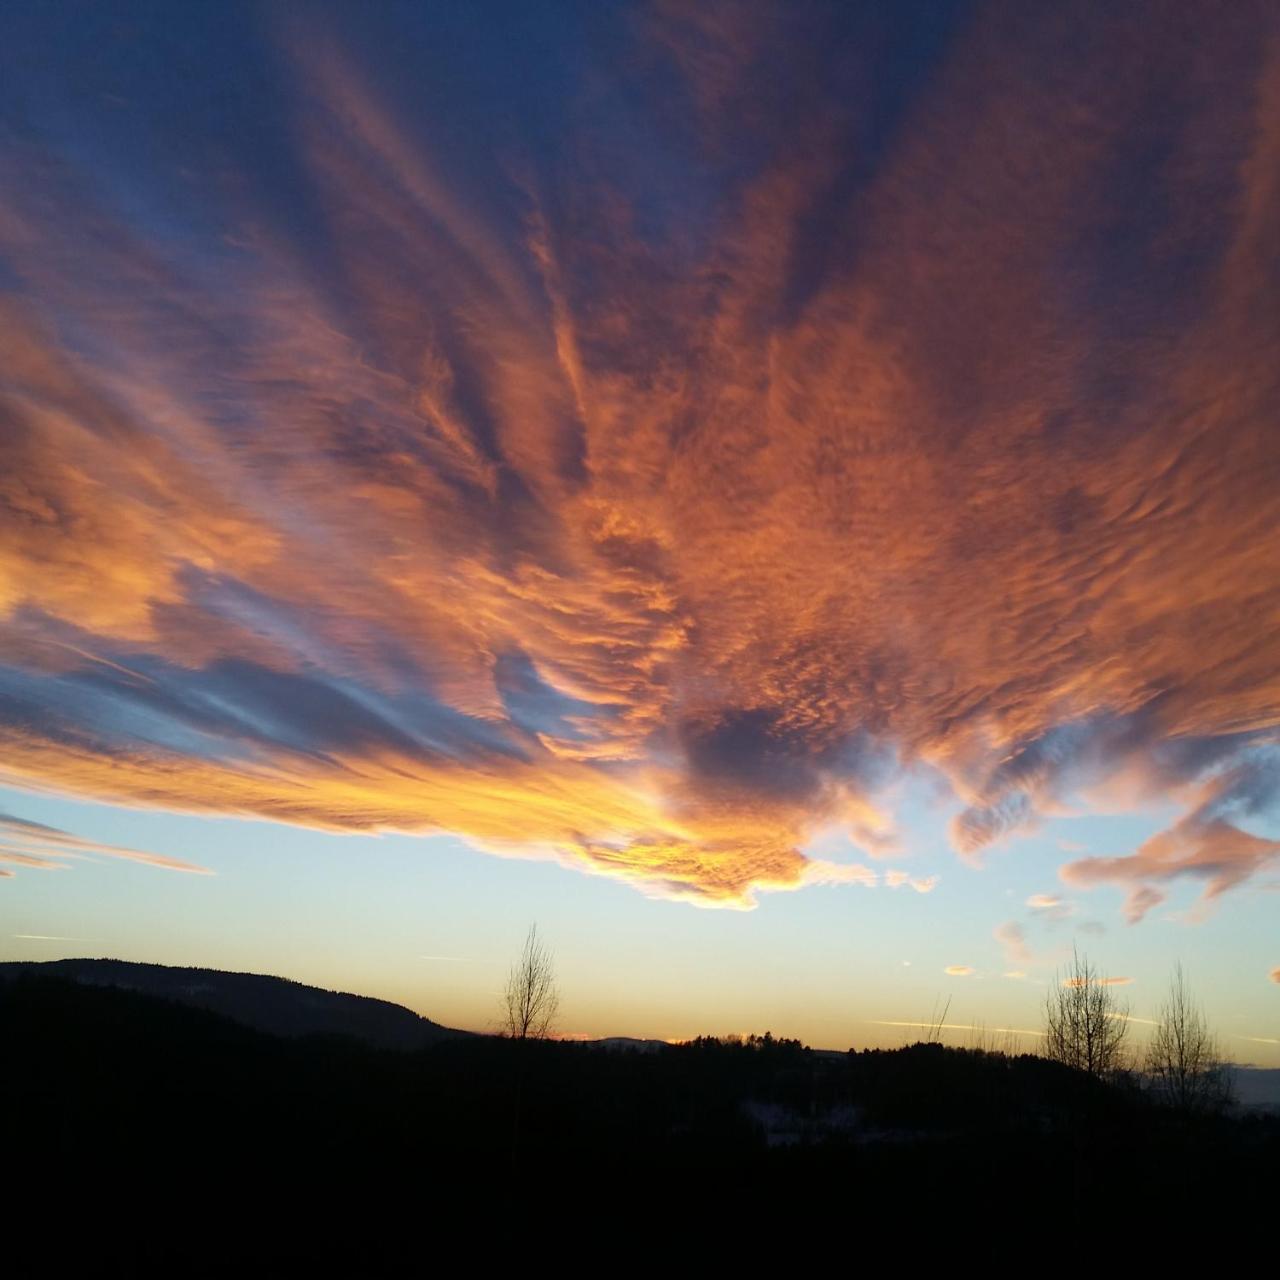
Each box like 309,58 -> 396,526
0,957 -> 465,1049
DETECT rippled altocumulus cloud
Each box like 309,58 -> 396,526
0,2 -> 1278,907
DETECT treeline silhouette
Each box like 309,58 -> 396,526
4,974 -> 1275,1263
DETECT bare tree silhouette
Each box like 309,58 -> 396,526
1043,945 -> 1129,1078
1145,963 -> 1234,1116
501,924 -> 560,1041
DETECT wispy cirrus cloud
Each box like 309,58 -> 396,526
12,934 -> 97,941
994,922 -> 1032,968
0,811 -> 210,878
0,5 -> 1277,907
886,870 -> 938,894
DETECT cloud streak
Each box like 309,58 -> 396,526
0,811 -> 210,878
869,1020 -> 1044,1040
0,4 -> 1278,905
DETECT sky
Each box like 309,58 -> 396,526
1,1 -> 1277,1059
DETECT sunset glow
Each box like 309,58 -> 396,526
1,2 -> 1277,1056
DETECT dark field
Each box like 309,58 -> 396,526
5,973 -> 1275,1264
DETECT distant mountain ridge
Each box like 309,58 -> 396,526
585,1035 -> 669,1054
0,958 -> 467,1050
1232,1066 -> 1280,1113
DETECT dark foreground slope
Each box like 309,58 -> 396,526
0,957 -> 462,1048
4,976 -> 1275,1265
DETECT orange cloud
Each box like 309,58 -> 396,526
1062,976 -> 1133,988
1027,895 -> 1063,911
1060,759 -> 1280,920
0,6 -> 1278,906
886,869 -> 938,893
944,965 -> 975,977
